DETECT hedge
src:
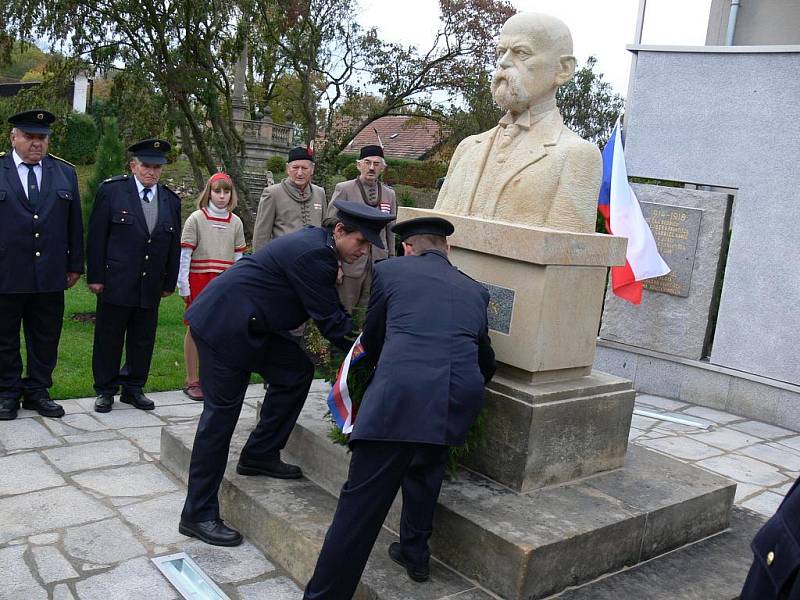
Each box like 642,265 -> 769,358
50,112 -> 98,165
335,154 -> 446,189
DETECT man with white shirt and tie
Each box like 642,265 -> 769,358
0,110 -> 84,420
87,139 -> 181,413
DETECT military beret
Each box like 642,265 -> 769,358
391,216 -> 455,242
359,145 -> 384,160
8,109 -> 56,135
333,199 -> 396,249
128,138 -> 171,164
288,146 -> 314,162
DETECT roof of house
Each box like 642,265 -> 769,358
344,115 -> 443,160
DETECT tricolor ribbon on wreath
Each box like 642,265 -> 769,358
326,333 -> 367,435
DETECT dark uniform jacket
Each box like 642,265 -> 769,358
186,226 -> 354,370
0,152 -> 83,293
352,249 -> 496,447
741,477 -> 800,600
86,175 -> 180,308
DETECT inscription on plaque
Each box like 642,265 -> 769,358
479,281 -> 515,335
640,202 -> 703,298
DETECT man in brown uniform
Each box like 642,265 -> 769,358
252,147 -> 327,251
327,145 -> 397,313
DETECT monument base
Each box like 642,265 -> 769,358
473,370 -> 635,492
160,383 -> 736,600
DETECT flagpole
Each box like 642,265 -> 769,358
624,0 -> 647,122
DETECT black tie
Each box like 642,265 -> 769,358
142,187 -> 151,203
24,163 -> 40,208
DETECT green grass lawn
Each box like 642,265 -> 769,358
47,278 -> 188,400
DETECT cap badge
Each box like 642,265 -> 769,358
154,141 -> 160,148
37,113 -> 44,120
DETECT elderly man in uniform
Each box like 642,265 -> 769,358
179,200 -> 395,547
0,110 -> 83,420
87,139 -> 181,413
252,146 -> 327,251
304,216 -> 496,599
327,144 -> 397,313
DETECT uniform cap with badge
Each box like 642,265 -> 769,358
391,216 -> 454,242
8,109 -> 56,135
128,138 -> 171,164
332,199 -> 395,249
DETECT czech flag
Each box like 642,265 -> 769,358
326,334 -> 366,435
598,120 -> 670,304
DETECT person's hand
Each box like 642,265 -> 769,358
66,272 -> 81,288
161,290 -> 174,298
88,283 -> 104,295
181,294 -> 191,305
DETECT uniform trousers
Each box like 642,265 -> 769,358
181,332 -> 315,522
304,440 -> 449,600
0,292 -> 64,400
92,297 -> 160,395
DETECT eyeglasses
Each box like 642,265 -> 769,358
361,160 -> 383,168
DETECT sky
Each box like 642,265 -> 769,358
358,0 -> 714,97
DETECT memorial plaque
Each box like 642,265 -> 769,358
640,202 -> 703,297
480,282 -> 515,335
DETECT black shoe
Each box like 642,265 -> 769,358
0,398 -> 19,420
22,395 -> 65,418
120,389 -> 155,410
388,542 -> 430,583
94,394 -> 114,413
236,456 -> 303,479
179,519 -> 243,547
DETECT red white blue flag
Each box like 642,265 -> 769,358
598,120 -> 670,304
327,334 -> 366,434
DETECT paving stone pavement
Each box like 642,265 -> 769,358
0,382 -> 794,599
631,393 -> 800,515
0,386 -> 303,600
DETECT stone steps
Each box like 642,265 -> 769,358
160,417 -> 497,600
284,390 -> 737,599
162,386 -> 737,599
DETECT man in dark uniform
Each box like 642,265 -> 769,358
304,216 -> 496,599
87,139 -> 181,413
179,200 -> 395,547
741,476 -> 800,599
0,110 -> 83,420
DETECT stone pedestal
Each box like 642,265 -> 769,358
470,372 -> 635,492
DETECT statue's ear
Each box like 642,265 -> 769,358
555,55 -> 576,86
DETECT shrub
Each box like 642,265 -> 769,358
85,117 -> 126,237
266,154 -> 286,174
342,162 -> 359,180
52,112 -> 98,165
383,158 -> 447,189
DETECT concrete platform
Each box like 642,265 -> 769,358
161,388 -> 737,600
160,419 -> 495,600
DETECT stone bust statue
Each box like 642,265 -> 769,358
434,12 -> 602,233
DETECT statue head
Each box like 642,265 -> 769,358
491,13 -> 576,116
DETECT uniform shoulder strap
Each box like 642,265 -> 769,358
48,153 -> 75,168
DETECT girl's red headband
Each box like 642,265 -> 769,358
209,172 -> 233,185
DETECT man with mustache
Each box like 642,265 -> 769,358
434,12 -> 602,234
326,144 -> 397,313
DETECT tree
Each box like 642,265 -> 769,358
1,0 -> 517,232
557,56 -> 623,147
84,117 -> 127,239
